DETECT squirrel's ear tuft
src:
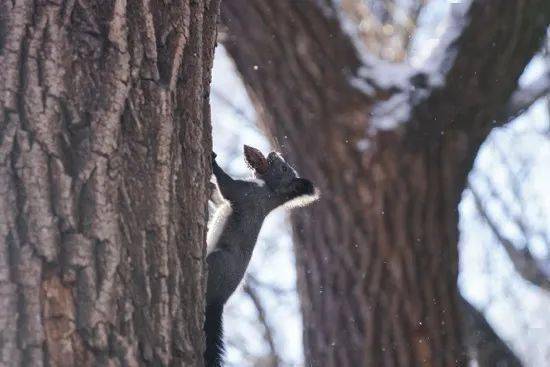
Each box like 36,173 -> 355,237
244,145 -> 268,174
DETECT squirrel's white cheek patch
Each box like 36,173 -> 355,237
284,187 -> 321,209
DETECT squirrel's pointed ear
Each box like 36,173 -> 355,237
244,145 -> 268,174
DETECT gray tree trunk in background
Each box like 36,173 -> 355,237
0,0 -> 219,365
221,1 -> 549,366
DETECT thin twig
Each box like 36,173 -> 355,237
243,278 -> 282,367
469,184 -> 550,292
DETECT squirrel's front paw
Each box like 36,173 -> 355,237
212,152 -> 217,162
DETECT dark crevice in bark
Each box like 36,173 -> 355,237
1,0 -> 220,365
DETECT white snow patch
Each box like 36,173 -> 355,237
340,0 -> 474,94
333,0 -> 417,92
349,76 -> 375,96
370,93 -> 412,131
410,0 -> 473,86
359,61 -> 416,90
347,51 -> 422,95
338,0 -> 476,134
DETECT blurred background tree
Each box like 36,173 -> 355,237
211,1 -> 550,366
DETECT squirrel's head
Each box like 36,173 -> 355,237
244,145 -> 320,208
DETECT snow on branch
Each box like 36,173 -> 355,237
415,0 -> 473,86
339,1 -> 474,132
349,61 -> 427,131
325,0 -> 416,92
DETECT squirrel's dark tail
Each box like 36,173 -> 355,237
204,302 -> 224,367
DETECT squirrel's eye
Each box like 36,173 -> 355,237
282,166 -> 288,172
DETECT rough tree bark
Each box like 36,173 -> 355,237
220,1 -> 549,366
0,0 -> 219,365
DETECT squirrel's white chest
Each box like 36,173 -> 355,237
206,203 -> 233,255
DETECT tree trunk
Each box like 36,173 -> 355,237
220,1 -> 549,366
0,0 -> 219,365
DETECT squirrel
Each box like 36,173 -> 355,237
204,145 -> 319,367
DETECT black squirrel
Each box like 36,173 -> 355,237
204,145 -> 319,367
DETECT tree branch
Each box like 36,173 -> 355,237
222,0 -> 549,144
219,0 -> 426,172
220,0 -> 369,113
469,185 -> 550,293
501,69 -> 550,123
409,1 -> 550,139
460,295 -> 523,367
243,278 -> 281,367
